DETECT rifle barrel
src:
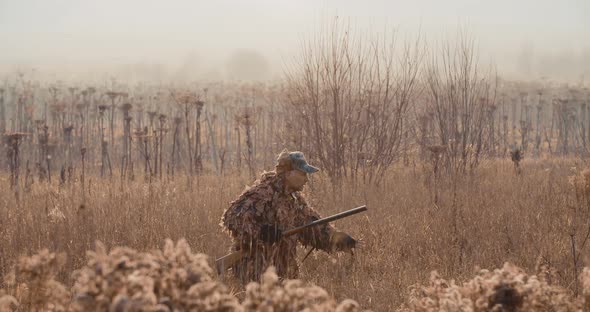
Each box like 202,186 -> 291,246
284,205 -> 367,236
215,205 -> 367,274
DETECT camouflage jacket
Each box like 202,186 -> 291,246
221,171 -> 335,282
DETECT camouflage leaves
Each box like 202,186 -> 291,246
221,171 -> 335,282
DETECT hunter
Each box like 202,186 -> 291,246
220,149 -> 358,283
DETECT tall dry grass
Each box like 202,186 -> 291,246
1,158 -> 590,310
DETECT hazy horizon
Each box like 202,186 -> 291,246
0,0 -> 588,83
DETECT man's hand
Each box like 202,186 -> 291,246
260,224 -> 282,244
330,231 -> 359,253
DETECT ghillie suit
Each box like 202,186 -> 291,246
221,171 -> 335,283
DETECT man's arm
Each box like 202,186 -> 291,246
298,215 -> 335,251
295,195 -> 360,253
294,196 -> 336,251
222,197 -> 263,246
221,183 -> 278,247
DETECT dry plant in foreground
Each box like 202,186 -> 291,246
0,239 -> 365,312
4,242 -> 590,311
399,262 -> 588,311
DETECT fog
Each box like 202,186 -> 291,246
0,0 -> 588,82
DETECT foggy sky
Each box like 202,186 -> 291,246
0,0 -> 588,82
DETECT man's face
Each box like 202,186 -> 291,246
285,169 -> 308,192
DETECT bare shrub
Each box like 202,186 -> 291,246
284,17 -> 423,183
424,30 -> 497,174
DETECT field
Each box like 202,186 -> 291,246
0,12 -> 589,311
2,156 -> 590,310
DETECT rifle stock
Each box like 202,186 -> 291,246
215,250 -> 244,275
215,205 -> 367,275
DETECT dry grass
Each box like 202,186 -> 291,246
1,158 -> 590,310
0,240 -> 366,311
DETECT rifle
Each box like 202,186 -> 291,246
215,205 -> 367,275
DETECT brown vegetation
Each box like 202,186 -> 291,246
1,158 -> 590,310
0,20 -> 589,311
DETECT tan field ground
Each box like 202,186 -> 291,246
2,157 -> 590,310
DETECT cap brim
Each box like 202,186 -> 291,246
300,164 -> 319,173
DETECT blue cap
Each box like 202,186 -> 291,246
289,151 -> 319,174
